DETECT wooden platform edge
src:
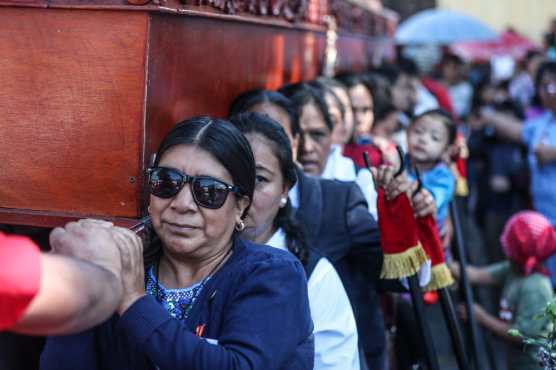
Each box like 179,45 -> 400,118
0,208 -> 145,229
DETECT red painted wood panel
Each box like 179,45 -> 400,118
0,6 -> 389,227
0,8 -> 147,217
143,14 -> 327,163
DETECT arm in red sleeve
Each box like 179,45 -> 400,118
0,232 -> 41,331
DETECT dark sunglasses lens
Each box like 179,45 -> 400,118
149,168 -> 184,198
192,178 -> 229,209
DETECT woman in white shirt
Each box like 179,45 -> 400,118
311,79 -> 378,219
230,112 -> 361,370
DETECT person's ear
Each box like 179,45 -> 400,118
279,183 -> 289,208
291,134 -> 301,162
235,195 -> 251,223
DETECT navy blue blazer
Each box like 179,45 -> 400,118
293,169 -> 385,365
40,238 -> 314,370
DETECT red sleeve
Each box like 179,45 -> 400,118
421,78 -> 455,116
0,232 -> 41,330
343,143 -> 384,168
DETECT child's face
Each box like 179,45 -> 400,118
407,115 -> 450,163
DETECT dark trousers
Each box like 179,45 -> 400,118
0,332 -> 45,370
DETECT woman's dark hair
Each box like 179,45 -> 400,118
144,116 -> 256,267
363,73 -> 392,117
374,103 -> 399,124
279,82 -> 335,132
412,108 -> 458,146
535,61 -> 556,92
316,76 -> 350,94
493,80 -> 524,119
229,112 -> 309,266
229,89 -> 301,137
375,58 -> 419,86
470,80 -> 492,113
335,73 -> 362,89
336,72 -> 392,117
524,50 -> 542,67
309,79 -> 345,122
441,53 -> 464,67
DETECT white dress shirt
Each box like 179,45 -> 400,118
267,229 -> 360,370
321,145 -> 378,219
322,145 -> 357,181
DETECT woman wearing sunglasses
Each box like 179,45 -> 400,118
231,112 -> 360,370
40,117 -> 314,370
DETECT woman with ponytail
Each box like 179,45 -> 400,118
450,210 -> 556,370
230,112 -> 360,370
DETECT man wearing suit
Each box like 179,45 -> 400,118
290,168 -> 386,370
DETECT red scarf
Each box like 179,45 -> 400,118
500,211 -> 556,276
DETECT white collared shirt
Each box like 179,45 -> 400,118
266,229 -> 360,370
322,145 -> 357,182
321,145 -> 378,219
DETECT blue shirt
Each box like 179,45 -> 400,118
522,111 -> 556,286
522,111 -> 556,225
408,163 -> 456,235
145,267 -> 206,322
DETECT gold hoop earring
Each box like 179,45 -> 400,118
235,220 -> 245,232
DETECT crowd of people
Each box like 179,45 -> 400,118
3,31 -> 556,370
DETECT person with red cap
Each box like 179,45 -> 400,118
451,211 -> 556,370
0,219 -> 141,335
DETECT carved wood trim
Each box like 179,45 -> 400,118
1,0 -> 394,36
187,0 -> 316,23
330,0 -> 390,37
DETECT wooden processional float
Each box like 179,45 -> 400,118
0,0 -> 396,228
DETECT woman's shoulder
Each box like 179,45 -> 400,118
222,239 -> 309,299
233,238 -> 304,271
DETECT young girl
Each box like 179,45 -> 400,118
452,211 -> 556,370
406,109 -> 457,236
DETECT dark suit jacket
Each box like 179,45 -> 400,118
293,168 -> 386,363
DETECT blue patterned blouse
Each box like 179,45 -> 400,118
145,266 -> 206,322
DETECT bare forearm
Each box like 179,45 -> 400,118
537,146 -> 556,164
544,147 -> 556,162
13,254 -> 122,335
465,265 -> 496,285
478,311 -> 520,343
486,112 -> 523,143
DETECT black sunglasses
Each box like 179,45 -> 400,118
147,167 -> 243,209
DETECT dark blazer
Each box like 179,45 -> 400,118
40,238 -> 314,370
294,168 -> 386,369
